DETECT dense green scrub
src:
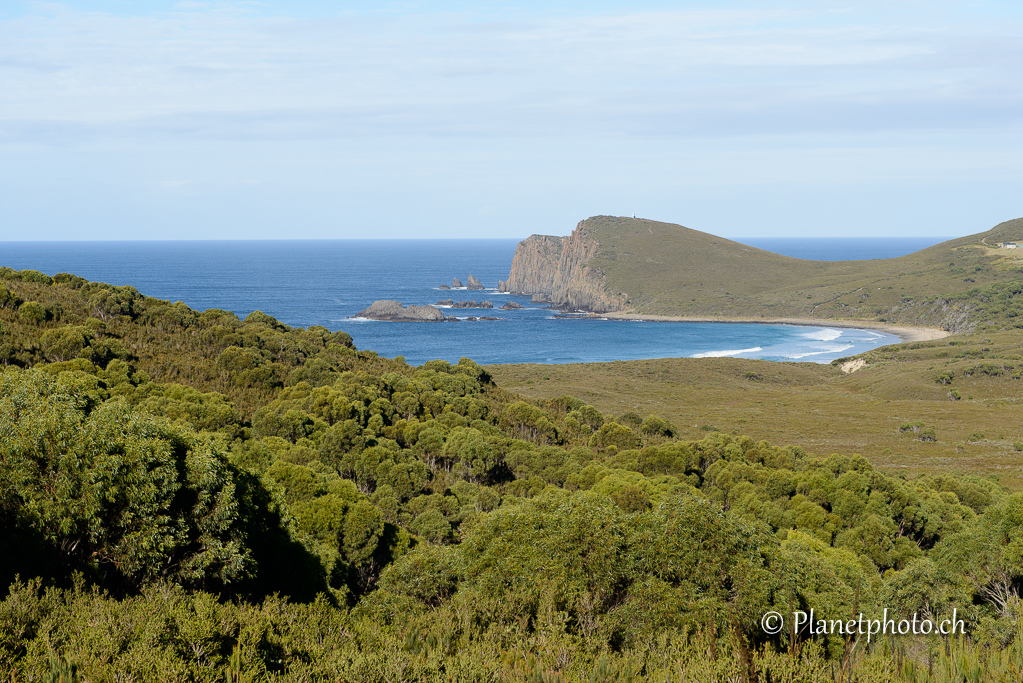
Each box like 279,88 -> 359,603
3,268 -> 1023,681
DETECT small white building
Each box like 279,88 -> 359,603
1003,242 -> 1018,249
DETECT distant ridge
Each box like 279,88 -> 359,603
499,216 -> 1023,333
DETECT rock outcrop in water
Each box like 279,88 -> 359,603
467,274 -> 485,290
498,221 -> 627,313
452,278 -> 463,288
354,300 -> 445,321
500,301 -> 524,310
435,300 -> 493,308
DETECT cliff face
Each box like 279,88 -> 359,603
498,222 -> 627,313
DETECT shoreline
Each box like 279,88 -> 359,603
596,312 -> 950,343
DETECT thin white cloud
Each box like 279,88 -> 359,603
1,5 -> 1020,143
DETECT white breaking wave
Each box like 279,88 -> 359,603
785,344 -> 854,359
800,328 -> 842,342
692,346 -> 763,358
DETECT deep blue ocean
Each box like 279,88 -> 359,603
0,237 -> 947,366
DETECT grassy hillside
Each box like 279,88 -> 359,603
581,216 -> 1023,331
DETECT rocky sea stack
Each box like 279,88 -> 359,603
467,274 -> 485,290
354,300 -> 444,321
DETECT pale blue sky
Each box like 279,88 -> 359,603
1,0 -> 1020,239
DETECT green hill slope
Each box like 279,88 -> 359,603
508,215 -> 1023,331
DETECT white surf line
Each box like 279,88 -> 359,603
691,346 -> 763,358
798,327 -> 843,341
784,344 -> 855,359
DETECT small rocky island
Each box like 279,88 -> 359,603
354,300 -> 501,321
439,275 -> 486,289
354,300 -> 445,321
435,300 -> 493,308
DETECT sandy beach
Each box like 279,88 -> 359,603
598,312 -> 950,343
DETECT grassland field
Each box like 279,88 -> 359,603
488,329 -> 1023,489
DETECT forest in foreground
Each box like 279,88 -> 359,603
3,268 -> 1023,682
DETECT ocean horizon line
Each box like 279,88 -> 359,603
0,235 -> 955,245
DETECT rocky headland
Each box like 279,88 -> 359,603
354,300 -> 445,322
496,214 -> 1023,331
498,221 -> 627,314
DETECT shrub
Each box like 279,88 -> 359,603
618,412 -> 643,429
0,370 -> 269,591
17,269 -> 52,285
243,310 -> 287,330
17,301 -> 48,324
87,286 -> 140,320
0,285 -> 21,309
640,415 -> 677,438
378,545 -> 459,605
40,327 -> 91,362
589,422 -> 640,452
